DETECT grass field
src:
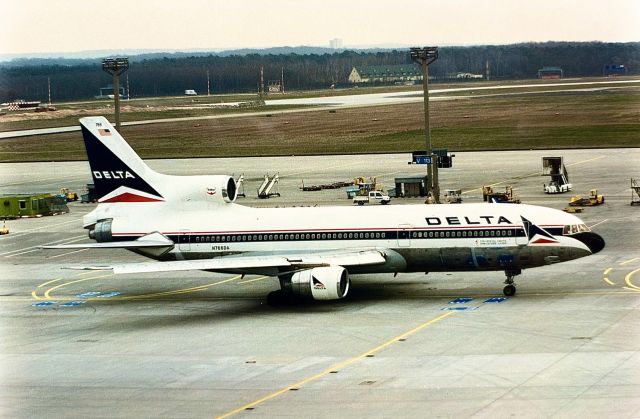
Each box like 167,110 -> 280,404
2,76 -> 630,133
0,83 -> 638,162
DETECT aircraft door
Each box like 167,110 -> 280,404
179,229 -> 191,251
397,224 -> 412,247
515,224 -> 528,246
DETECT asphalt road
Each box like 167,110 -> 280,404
1,149 -> 639,418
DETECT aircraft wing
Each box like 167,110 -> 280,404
67,248 -> 388,275
42,232 -> 174,250
44,240 -> 173,250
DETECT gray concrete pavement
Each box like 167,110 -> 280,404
1,149 -> 639,418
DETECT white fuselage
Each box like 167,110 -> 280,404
85,201 -> 592,274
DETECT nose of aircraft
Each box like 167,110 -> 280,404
572,232 -> 605,254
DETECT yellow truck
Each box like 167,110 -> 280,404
569,189 -> 605,206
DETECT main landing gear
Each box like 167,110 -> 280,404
503,268 -> 521,297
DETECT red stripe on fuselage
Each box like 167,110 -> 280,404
532,237 -> 558,244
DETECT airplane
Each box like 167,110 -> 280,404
44,116 -> 605,302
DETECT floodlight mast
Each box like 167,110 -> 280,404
102,58 -> 129,130
410,47 -> 439,203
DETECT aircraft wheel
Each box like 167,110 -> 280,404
503,284 -> 516,297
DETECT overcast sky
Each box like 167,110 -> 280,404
2,0 -> 639,55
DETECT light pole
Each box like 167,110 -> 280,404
410,47 -> 439,203
102,57 -> 129,130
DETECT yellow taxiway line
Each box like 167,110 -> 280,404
624,268 -> 640,291
602,268 -> 615,286
32,273 -> 248,302
216,311 -> 455,419
620,257 -> 640,266
462,155 -> 606,195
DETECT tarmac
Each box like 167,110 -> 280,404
1,148 -> 639,418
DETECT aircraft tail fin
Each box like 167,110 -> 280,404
79,117 -> 165,203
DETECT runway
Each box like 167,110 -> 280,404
1,148 -> 639,418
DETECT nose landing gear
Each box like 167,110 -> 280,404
503,268 -> 521,296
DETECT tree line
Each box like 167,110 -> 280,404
0,42 -> 637,102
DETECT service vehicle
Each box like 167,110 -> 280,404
353,191 -> 391,205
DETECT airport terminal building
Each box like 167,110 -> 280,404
348,65 -> 422,84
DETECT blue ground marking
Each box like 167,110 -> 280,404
441,306 -> 478,311
32,301 -> 57,307
95,291 -> 121,298
449,297 -> 474,304
60,301 -> 86,308
76,291 -> 102,298
484,297 -> 507,303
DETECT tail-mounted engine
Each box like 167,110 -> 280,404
88,218 -> 113,242
290,266 -> 350,300
216,176 -> 237,203
180,175 -> 237,204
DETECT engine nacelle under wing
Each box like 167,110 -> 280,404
291,266 -> 350,300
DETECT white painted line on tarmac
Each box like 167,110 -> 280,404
0,173 -> 86,187
0,218 -> 82,238
47,248 -> 89,259
1,235 -> 87,257
588,219 -> 609,229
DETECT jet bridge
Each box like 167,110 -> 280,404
542,157 -> 572,194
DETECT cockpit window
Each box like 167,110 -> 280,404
563,224 -> 590,235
